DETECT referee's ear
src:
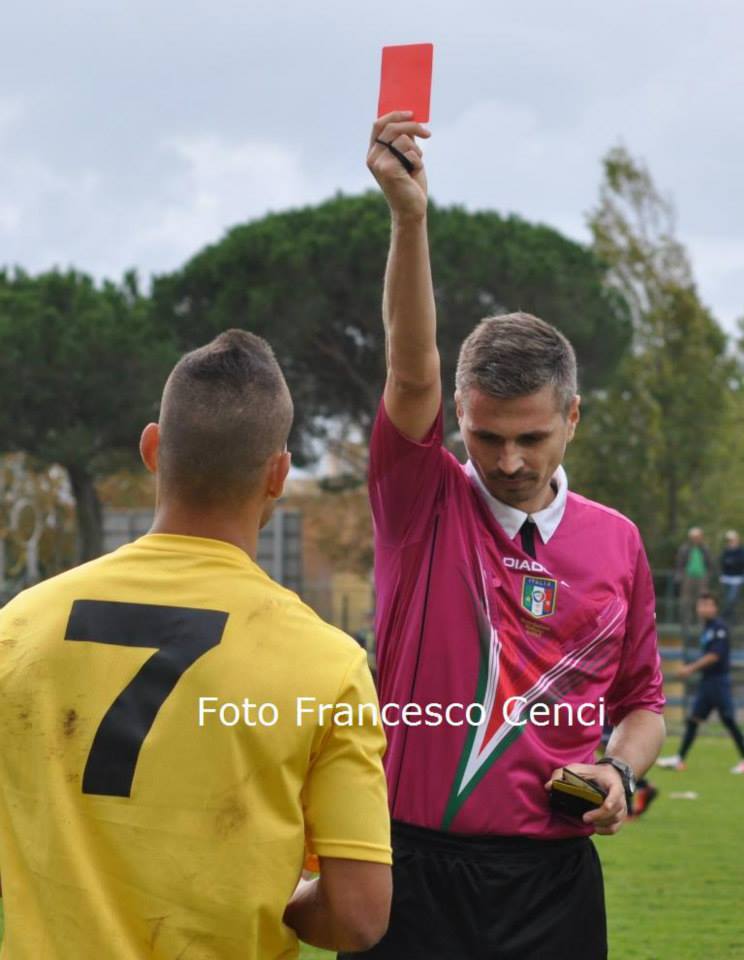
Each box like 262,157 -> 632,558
566,395 -> 581,441
140,422 -> 160,474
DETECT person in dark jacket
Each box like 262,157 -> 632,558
719,530 -> 744,624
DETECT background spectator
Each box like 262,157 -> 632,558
719,530 -> 744,624
676,527 -> 713,643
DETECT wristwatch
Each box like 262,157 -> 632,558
597,756 -> 636,808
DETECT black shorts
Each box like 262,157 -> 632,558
340,819 -> 607,960
692,675 -> 735,721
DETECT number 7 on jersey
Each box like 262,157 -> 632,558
65,599 -> 229,797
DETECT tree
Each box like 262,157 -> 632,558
287,484 -> 374,578
150,192 -> 632,464
569,147 -> 732,561
696,322 -> 744,546
0,269 -> 177,562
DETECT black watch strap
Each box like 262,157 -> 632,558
597,756 -> 636,806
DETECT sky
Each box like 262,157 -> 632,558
1,0 -> 742,332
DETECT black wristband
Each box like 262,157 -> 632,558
375,138 -> 415,175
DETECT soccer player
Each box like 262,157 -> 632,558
0,330 -> 392,958
351,113 -> 667,960
658,591 -> 744,774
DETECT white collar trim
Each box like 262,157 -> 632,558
464,461 -> 568,543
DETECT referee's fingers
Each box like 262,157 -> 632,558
370,113 -> 430,150
545,767 -> 564,788
582,791 -> 626,827
388,134 -> 423,158
378,120 -> 431,146
593,820 -> 624,836
370,110 -> 413,145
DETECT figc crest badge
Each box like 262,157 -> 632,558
521,576 -> 557,619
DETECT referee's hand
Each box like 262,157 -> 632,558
367,111 -> 430,222
545,763 -> 628,835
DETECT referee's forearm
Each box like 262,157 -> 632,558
383,215 -> 438,386
605,709 -> 666,779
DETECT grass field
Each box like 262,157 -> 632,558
1,736 -> 742,958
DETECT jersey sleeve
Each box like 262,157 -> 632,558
303,648 -> 392,865
707,625 -> 729,660
606,535 -> 666,726
368,397 -> 447,546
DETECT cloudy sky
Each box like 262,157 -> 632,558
1,0 -> 742,330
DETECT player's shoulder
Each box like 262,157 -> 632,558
0,551 -> 118,618
566,490 -> 642,543
265,582 -> 364,657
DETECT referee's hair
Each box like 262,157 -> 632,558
455,312 -> 578,415
158,329 -> 293,505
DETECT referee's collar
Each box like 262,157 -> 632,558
464,461 -> 568,544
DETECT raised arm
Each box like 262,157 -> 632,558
367,111 -> 441,440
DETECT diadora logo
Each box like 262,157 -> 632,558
503,557 -> 548,574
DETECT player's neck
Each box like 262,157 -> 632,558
149,503 -> 260,560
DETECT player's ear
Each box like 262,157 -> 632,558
265,449 -> 291,500
454,390 -> 463,422
140,423 -> 160,474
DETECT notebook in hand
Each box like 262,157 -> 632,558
549,768 -> 607,819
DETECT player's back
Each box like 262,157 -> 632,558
0,533 -> 380,959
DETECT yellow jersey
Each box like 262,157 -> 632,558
0,534 -> 391,959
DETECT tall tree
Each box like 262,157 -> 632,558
150,192 -> 632,463
569,147 -> 731,561
696,322 -> 744,545
0,269 -> 177,562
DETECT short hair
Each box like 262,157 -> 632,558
455,312 -> 577,415
158,329 -> 293,505
697,592 -> 719,607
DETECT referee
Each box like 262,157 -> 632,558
348,113 -> 667,960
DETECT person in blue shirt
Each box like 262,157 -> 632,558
658,592 -> 744,774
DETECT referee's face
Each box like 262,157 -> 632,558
456,385 -> 580,512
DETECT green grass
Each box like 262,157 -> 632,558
1,737 -> 742,959
595,732 -> 744,959
300,735 -> 744,960
299,947 -> 333,960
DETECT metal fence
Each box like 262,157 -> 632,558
102,506 -> 303,594
4,506 -> 744,725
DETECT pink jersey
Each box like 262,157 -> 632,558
369,401 -> 664,838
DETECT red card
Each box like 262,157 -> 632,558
377,43 -> 433,123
